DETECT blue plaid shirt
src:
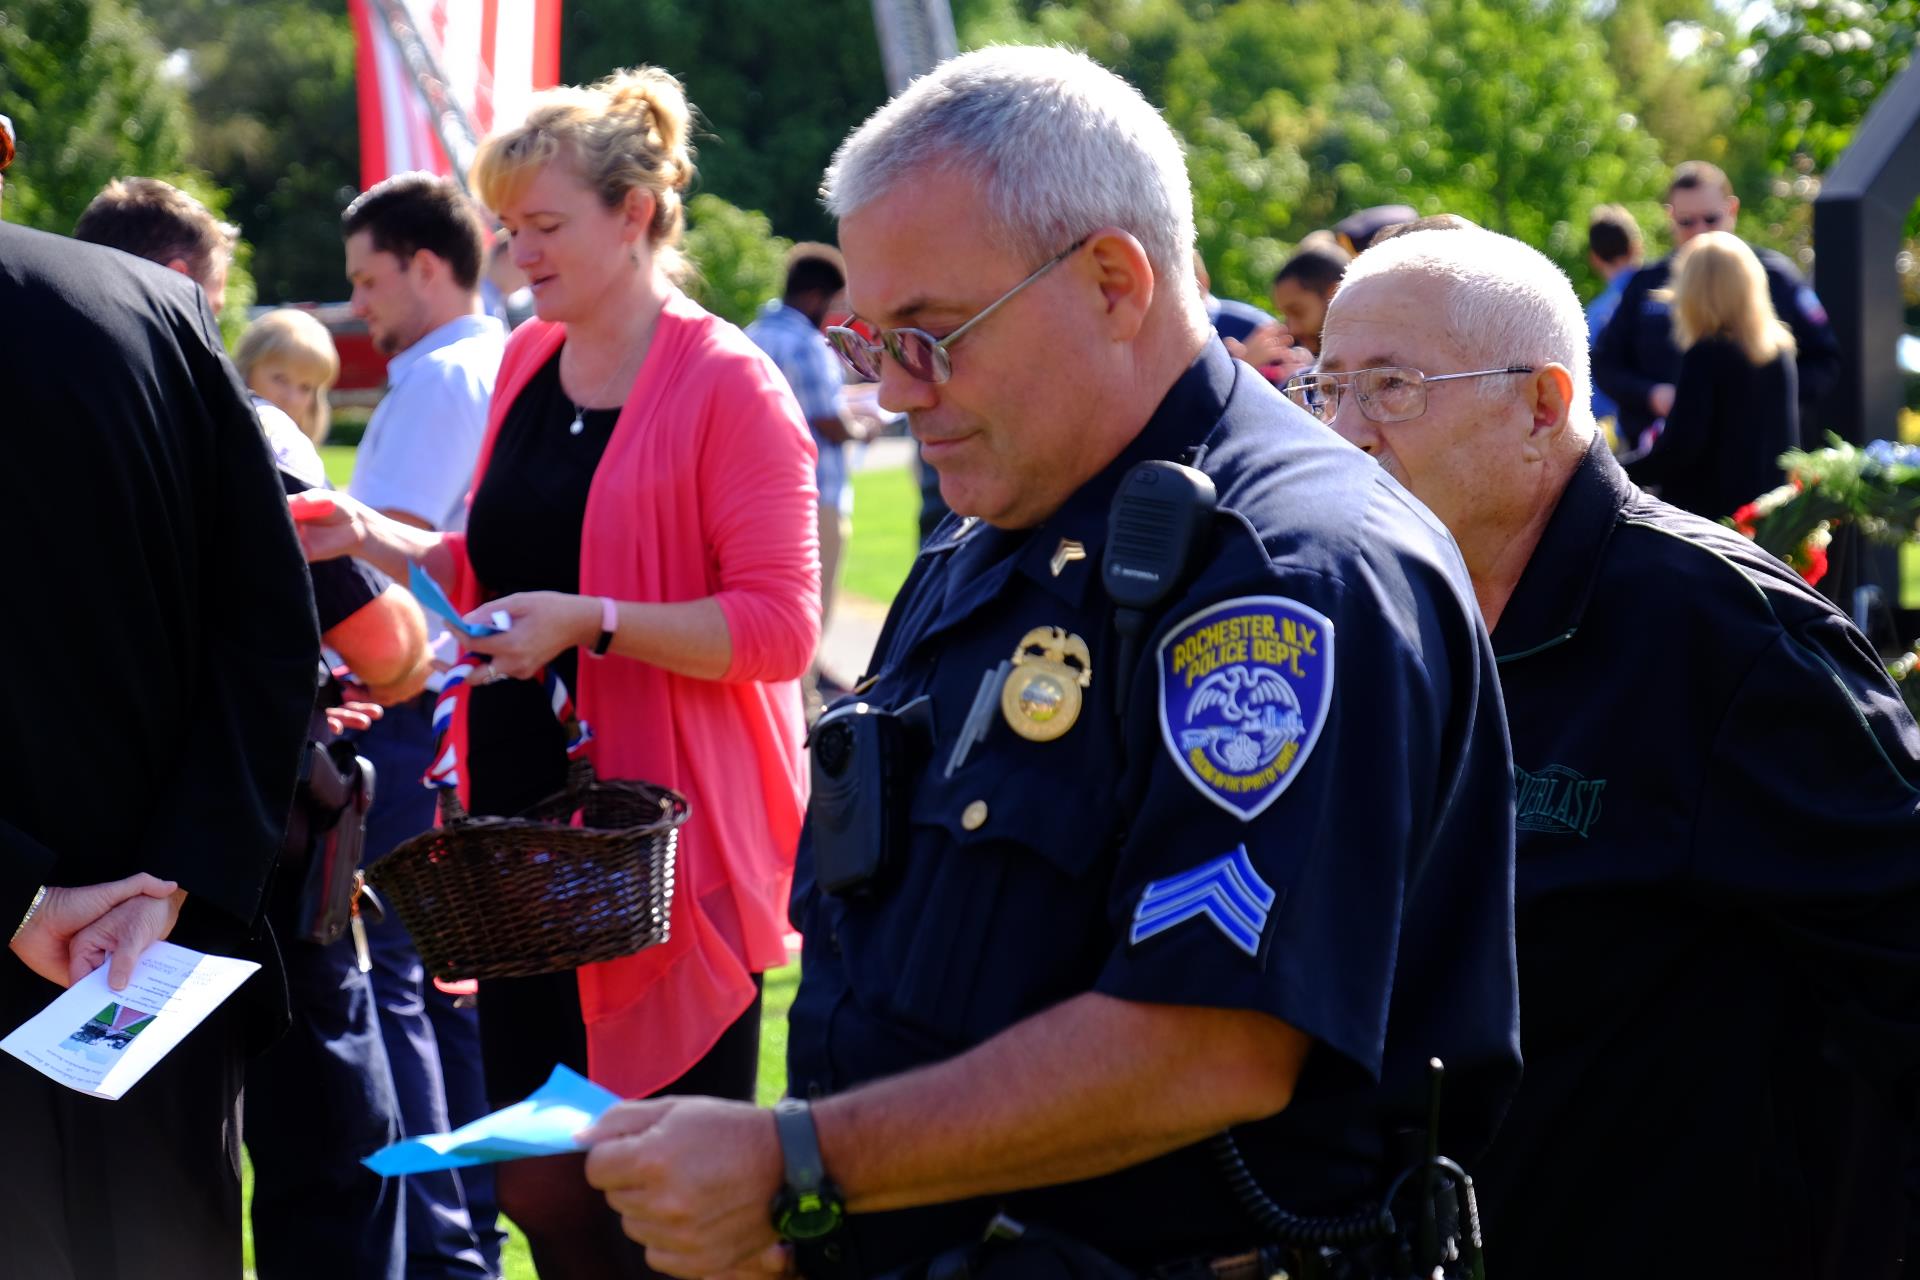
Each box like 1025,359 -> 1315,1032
745,300 -> 845,424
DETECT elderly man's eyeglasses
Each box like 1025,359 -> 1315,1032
1284,365 -> 1535,424
826,236 -> 1088,385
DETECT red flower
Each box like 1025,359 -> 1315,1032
1799,541 -> 1829,587
1730,502 -> 1760,539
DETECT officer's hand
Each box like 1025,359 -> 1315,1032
580,1096 -> 784,1278
8,874 -> 180,987
463,592 -> 602,682
67,888 -> 188,989
1648,382 -> 1676,419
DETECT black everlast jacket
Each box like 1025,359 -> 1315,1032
1592,242 -> 1841,443
1477,437 -> 1920,1280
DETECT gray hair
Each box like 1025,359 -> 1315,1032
822,45 -> 1196,293
1339,228 -> 1593,415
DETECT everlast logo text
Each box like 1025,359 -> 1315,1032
1514,764 -> 1607,839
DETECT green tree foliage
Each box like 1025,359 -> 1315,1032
563,0 -> 889,247
0,0 -> 194,234
144,0 -> 359,303
683,192 -> 792,326
948,0 -> 1673,305
1744,0 -> 1919,175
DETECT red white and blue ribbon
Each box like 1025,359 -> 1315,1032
424,654 -> 594,791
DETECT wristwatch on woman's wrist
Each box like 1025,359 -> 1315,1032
769,1097 -> 845,1241
588,596 -> 618,658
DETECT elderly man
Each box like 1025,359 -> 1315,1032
1304,227 -> 1920,1279
579,46 -> 1519,1280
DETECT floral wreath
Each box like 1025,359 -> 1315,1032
1727,436 -> 1920,714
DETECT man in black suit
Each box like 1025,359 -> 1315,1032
1593,159 -> 1842,447
0,222 -> 322,1278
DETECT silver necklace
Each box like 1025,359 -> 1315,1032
564,347 -> 637,436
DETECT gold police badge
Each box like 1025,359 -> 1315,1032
1000,626 -> 1093,742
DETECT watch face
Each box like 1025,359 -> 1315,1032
776,1191 -> 844,1241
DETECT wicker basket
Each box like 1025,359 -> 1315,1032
368,758 -> 686,982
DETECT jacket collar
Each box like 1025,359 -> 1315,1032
1013,338 -> 1238,609
1491,433 -> 1631,663
907,339 -> 1238,645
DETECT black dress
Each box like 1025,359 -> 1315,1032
464,350 -> 761,1110
1623,335 -> 1800,522
465,351 -> 621,1106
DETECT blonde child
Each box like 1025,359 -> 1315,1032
235,308 -> 340,446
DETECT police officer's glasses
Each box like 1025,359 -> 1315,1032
826,237 -> 1089,385
1284,365 -> 1535,424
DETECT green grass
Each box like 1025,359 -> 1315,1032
840,465 -> 924,606
243,956 -> 798,1279
319,443 -> 357,490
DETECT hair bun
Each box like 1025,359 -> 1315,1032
600,67 -> 694,188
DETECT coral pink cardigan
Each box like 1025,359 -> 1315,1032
442,289 -> 819,1098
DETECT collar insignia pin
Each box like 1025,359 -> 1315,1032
1049,539 -> 1086,577
1001,626 -> 1093,742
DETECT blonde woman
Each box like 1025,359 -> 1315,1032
235,308 -> 340,446
294,66 -> 819,1277
1624,231 -> 1799,520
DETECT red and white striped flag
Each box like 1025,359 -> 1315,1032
349,0 -> 563,192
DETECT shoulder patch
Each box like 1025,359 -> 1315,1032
1158,595 -> 1334,820
1795,285 -> 1828,327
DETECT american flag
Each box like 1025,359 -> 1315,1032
348,0 -> 563,194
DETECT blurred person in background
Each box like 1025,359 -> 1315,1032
1594,160 -> 1838,447
1195,250 -> 1306,384
1268,239 -> 1351,359
1584,204 -> 1642,431
747,242 -> 867,697
1331,203 -> 1416,256
338,170 -> 510,1280
237,308 -> 342,447
294,65 -> 819,1280
1622,231 -> 1799,521
76,174 -> 427,1280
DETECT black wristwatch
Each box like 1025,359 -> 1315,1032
769,1097 -> 845,1241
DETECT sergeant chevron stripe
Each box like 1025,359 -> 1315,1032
1129,845 -> 1276,957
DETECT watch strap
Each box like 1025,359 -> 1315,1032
772,1097 -> 826,1195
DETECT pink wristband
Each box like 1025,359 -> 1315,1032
589,596 -> 618,658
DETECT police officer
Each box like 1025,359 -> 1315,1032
1313,226 -> 1920,1279
1592,159 -> 1841,448
578,47 -> 1520,1279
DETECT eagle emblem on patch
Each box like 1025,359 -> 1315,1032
1158,596 -> 1334,820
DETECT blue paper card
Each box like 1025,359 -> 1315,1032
408,561 -> 508,638
364,1064 -> 622,1176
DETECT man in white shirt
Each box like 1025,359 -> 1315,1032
340,172 -> 507,1280
344,173 -> 505,532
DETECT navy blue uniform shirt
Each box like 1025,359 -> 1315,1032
787,342 -> 1521,1270
1592,244 -> 1840,444
1478,438 -> 1920,1279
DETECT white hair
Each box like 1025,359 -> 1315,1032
1338,228 -> 1593,414
822,45 -> 1196,293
